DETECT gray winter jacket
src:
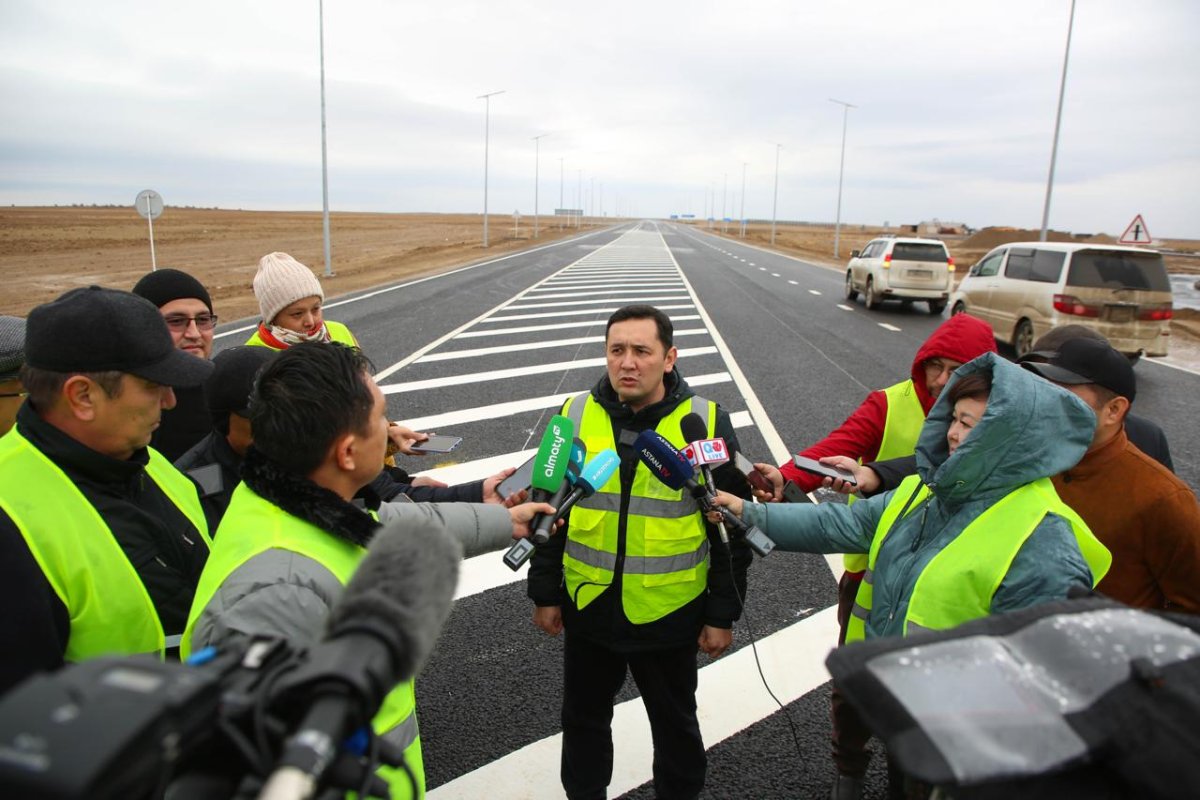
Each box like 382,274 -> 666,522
190,473 -> 518,653
744,353 -> 1100,639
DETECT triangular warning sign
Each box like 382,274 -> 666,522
1118,214 -> 1152,245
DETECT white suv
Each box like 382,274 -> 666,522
844,237 -> 955,314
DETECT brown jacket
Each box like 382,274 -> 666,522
1053,427 -> 1200,612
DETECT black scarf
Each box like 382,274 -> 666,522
240,446 -> 380,548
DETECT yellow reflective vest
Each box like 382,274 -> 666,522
845,474 -> 1112,642
562,391 -> 715,625
245,320 -> 358,349
182,484 -> 423,799
0,429 -> 210,662
843,379 -> 925,572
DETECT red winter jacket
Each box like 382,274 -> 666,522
779,313 -> 997,492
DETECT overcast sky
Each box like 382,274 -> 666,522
2,0 -> 1197,238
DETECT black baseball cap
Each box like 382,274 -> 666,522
26,286 -> 213,387
1021,337 -> 1136,403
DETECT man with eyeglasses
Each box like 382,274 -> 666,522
133,268 -> 220,460
0,315 -> 26,436
771,312 -> 997,800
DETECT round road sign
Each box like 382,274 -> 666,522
135,189 -> 164,220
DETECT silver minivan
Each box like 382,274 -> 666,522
949,242 -> 1173,358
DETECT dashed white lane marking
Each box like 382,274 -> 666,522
748,262 -> 755,266
382,346 -> 719,394
808,289 -> 822,296
878,323 -> 902,332
771,273 -> 780,277
428,607 -> 840,800
787,280 -> 799,285
758,267 -> 767,272
417,328 -> 708,363
396,372 -> 735,431
837,304 -> 854,311
457,314 -> 701,338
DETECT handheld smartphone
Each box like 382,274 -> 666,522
497,455 -> 536,500
409,435 -> 464,454
781,481 -> 813,504
734,452 -> 773,494
792,455 -> 857,486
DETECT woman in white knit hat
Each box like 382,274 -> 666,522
245,252 -> 359,350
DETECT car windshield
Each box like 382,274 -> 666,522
892,243 -> 947,262
1066,251 -> 1170,292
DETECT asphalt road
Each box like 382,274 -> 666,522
211,222 -> 1200,799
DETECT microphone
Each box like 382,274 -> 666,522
261,515 -> 463,796
634,430 -> 775,557
528,415 -> 575,503
531,442 -> 586,545
548,448 -> 619,523
502,419 -> 578,569
680,412 -> 729,543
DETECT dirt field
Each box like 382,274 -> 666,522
2,207 -> 1196,359
0,207 -> 593,320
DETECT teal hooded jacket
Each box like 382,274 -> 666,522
744,353 -> 1099,640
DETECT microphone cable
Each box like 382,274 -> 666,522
718,496 -> 812,784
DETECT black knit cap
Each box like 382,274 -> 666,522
26,286 -> 213,387
132,268 -> 213,312
204,346 -> 277,420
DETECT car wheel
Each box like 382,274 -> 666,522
928,299 -> 946,315
952,301 -> 966,316
844,271 -> 858,302
865,278 -> 881,310
1014,319 -> 1035,358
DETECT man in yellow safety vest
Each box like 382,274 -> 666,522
529,304 -> 753,800
0,286 -> 213,695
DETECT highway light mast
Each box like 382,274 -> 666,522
830,98 -> 856,259
318,0 -> 332,276
532,133 -> 547,238
1040,0 -> 1076,242
770,143 -> 782,245
478,89 -> 505,248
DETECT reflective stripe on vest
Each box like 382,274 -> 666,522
0,431 -> 210,662
245,320 -> 359,349
843,379 -> 926,572
182,484 -> 423,798
562,391 -> 714,625
845,474 -> 1111,643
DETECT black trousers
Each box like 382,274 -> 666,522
561,633 -> 706,800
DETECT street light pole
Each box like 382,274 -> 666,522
740,161 -> 747,238
477,89 -> 505,248
1040,0 -> 1076,242
558,156 -> 564,228
722,172 -> 728,233
532,133 -> 546,238
317,0 -> 332,276
830,98 -> 856,259
770,143 -> 782,245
